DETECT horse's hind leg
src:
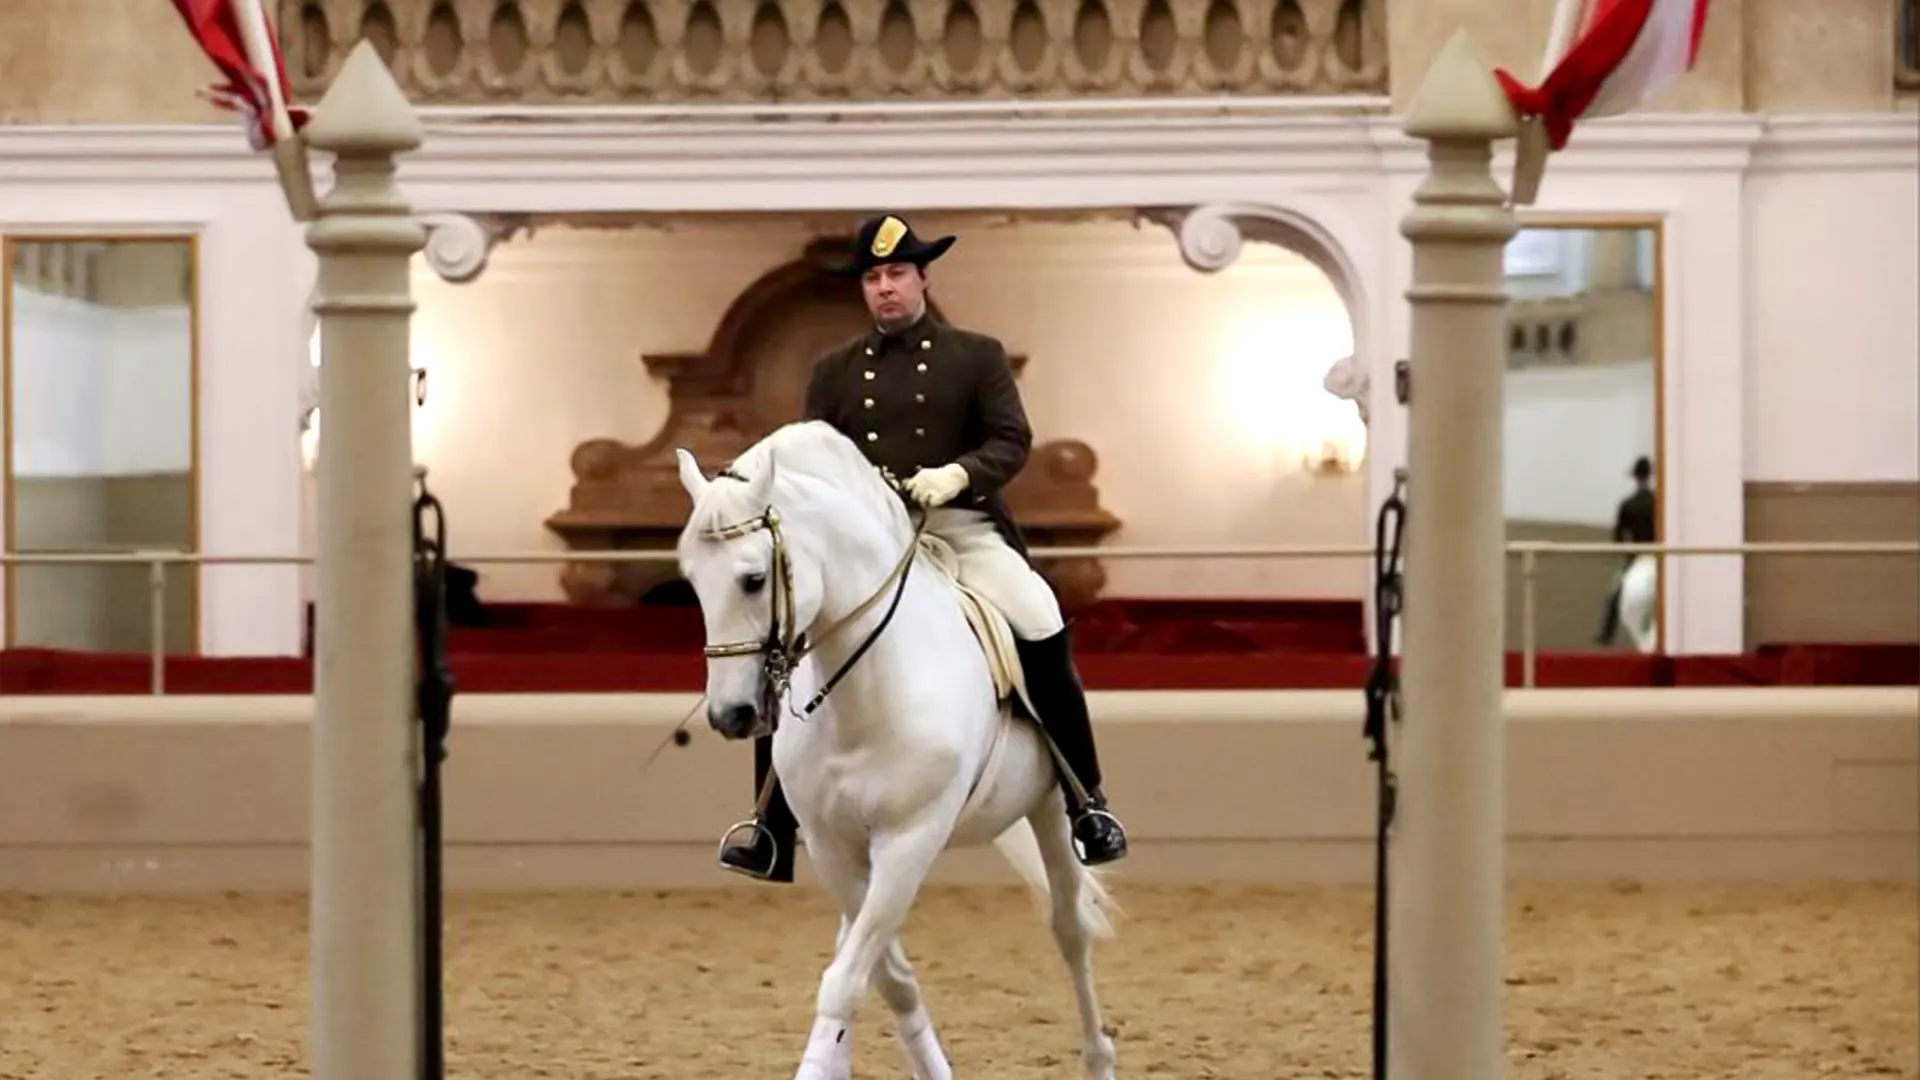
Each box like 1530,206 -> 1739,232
796,819 -> 951,1080
1029,798 -> 1118,1080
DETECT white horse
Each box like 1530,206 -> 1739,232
673,420 -> 1120,1080
1614,552 -> 1659,652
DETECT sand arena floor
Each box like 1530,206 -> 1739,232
0,881 -> 1913,1079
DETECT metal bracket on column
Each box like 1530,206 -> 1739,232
1393,359 -> 1411,405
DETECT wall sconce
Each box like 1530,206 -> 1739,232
1220,312 -> 1366,478
1304,436 -> 1361,476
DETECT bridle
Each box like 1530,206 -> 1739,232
699,466 -> 927,731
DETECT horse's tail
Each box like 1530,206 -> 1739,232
991,820 -> 1118,940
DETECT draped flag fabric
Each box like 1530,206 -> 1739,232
169,0 -> 308,151
1494,0 -> 1714,151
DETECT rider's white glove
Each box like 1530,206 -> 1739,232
904,463 -> 970,508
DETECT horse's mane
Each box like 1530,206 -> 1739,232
687,420 -> 913,549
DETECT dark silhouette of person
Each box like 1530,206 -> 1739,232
1597,456 -> 1657,645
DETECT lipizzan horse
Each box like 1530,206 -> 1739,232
674,420 -> 1119,1080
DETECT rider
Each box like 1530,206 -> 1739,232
716,213 -> 1130,882
1597,455 -> 1657,646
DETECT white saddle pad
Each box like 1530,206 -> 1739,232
913,531 -> 1029,708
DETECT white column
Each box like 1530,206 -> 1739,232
302,40 -> 428,1080
1389,29 -> 1518,1080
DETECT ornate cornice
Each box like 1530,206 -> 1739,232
1,110 -> 1898,191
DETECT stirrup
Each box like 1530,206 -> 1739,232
1072,805 -> 1123,836
716,817 -> 779,867
1070,805 -> 1127,864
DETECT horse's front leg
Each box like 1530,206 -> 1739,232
876,939 -> 951,1079
810,832 -> 953,1080
795,818 -> 951,1080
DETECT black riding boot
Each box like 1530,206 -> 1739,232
717,735 -> 797,883
1596,582 -> 1623,646
1014,628 -> 1129,866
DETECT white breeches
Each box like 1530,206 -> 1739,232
1616,554 -> 1659,653
924,508 -> 1065,640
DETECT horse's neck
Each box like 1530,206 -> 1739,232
799,519 -> 949,739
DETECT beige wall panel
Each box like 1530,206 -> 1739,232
0,1 -> 226,124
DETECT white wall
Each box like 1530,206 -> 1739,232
394,217 -> 1369,604
2,112 -> 1910,657
1744,130 -> 1920,482
8,286 -> 192,478
0,174 -> 310,657
1505,360 -> 1657,527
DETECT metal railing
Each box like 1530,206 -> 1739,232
2,540 -> 1914,694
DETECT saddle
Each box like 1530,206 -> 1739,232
912,530 -> 1031,715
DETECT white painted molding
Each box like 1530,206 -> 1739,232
0,110 -> 1866,191
459,223 -> 1330,281
0,110 -> 1900,187
1748,114 -> 1920,173
1367,113 -> 1766,175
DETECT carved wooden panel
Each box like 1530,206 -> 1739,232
278,0 -> 1388,103
545,237 -> 1121,609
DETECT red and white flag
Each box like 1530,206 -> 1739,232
1495,0 -> 1714,151
169,0 -> 309,151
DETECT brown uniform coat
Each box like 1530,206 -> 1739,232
803,312 -> 1033,556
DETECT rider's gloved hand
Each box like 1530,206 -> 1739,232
903,463 -> 969,508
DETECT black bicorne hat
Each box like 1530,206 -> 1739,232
834,214 -> 956,276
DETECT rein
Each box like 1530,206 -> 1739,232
700,466 -> 928,729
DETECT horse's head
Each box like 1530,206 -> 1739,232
673,443 -> 828,740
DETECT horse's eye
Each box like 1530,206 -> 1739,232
740,572 -> 767,595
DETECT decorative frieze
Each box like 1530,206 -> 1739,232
276,0 -> 1386,103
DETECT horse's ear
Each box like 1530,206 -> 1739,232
674,447 -> 708,501
746,451 -> 776,504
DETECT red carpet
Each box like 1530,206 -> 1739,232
1,599 -> 1913,695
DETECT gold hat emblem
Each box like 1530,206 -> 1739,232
870,216 -> 908,257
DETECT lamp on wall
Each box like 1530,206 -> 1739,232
1218,310 -> 1366,476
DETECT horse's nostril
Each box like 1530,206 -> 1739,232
708,702 -> 757,734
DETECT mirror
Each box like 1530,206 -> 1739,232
1501,221 -> 1663,654
4,236 -> 198,652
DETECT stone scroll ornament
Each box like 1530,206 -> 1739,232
1492,0 -> 1718,204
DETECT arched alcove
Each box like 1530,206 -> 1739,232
1147,201 -> 1376,430
544,236 -> 1123,607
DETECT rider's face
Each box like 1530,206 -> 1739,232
862,262 -> 926,329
